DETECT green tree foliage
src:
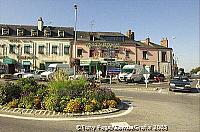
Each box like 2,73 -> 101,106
190,67 -> 200,74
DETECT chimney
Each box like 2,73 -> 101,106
145,37 -> 150,45
126,29 -> 135,40
160,38 -> 168,47
38,17 -> 43,31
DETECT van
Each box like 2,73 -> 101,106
118,64 -> 148,83
40,63 -> 74,80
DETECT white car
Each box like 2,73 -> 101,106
13,72 -> 28,79
23,70 -> 45,80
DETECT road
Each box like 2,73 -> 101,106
0,80 -> 200,132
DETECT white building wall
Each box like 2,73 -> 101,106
0,38 -> 71,71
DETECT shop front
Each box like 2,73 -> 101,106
80,60 -> 101,76
22,61 -> 31,72
3,57 -> 17,74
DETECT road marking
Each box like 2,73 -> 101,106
0,102 -> 133,121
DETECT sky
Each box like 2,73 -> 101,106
0,0 -> 199,72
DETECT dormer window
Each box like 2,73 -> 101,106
2,27 -> 9,35
58,30 -> 64,37
17,28 -> 24,36
31,29 -> 38,36
44,29 -> 51,37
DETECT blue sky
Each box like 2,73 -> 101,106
0,0 -> 199,72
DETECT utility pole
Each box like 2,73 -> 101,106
73,4 -> 78,77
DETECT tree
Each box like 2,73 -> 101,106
190,67 -> 200,74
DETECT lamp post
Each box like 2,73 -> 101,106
73,4 -> 78,77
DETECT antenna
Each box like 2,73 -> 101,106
90,19 -> 95,32
45,20 -> 53,26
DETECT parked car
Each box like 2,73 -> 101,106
23,70 -> 45,80
169,76 -> 191,92
13,72 -> 28,79
149,72 -> 165,82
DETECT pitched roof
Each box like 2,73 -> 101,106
0,24 -> 74,38
134,41 -> 172,49
77,31 -> 125,40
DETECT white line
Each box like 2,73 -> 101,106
0,103 -> 133,121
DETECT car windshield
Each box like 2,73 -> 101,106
121,68 -> 134,74
173,77 -> 189,82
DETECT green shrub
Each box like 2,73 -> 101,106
84,104 -> 94,112
114,97 -> 121,104
0,82 -> 21,105
7,99 -> 19,108
17,78 -> 39,94
52,69 -> 69,81
44,94 -> 60,111
48,77 -> 88,98
36,84 -> 48,100
34,96 -> 41,109
84,87 -> 116,102
102,100 -> 109,109
63,99 -> 81,113
19,92 -> 35,109
107,100 -> 117,108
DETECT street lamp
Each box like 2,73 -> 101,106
73,4 -> 78,77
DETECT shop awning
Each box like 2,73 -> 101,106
23,61 -> 31,65
3,57 -> 16,64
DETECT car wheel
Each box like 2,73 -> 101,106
18,74 -> 22,78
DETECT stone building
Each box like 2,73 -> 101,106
0,17 -> 73,73
74,30 -> 173,77
0,18 -> 173,77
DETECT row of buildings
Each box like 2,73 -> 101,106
0,17 -> 176,77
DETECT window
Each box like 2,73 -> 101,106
58,30 -> 64,37
150,65 -> 155,73
52,46 -> 57,54
64,46 -> 70,55
89,49 -> 94,57
100,36 -> 125,41
161,52 -> 167,62
38,45 -> 44,54
143,51 -> 148,59
2,27 -> 9,35
24,45 -> 30,54
31,29 -> 38,36
90,35 -> 95,41
17,28 -> 24,36
77,49 -> 82,57
125,51 -> 130,58
44,29 -> 51,37
9,44 -> 15,54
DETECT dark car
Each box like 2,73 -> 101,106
169,76 -> 191,92
149,72 -> 165,82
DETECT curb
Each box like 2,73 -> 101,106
0,102 -> 125,118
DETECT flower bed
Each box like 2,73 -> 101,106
0,70 -> 121,113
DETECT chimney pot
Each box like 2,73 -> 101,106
160,37 -> 168,47
38,17 -> 43,31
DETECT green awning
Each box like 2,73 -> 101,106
3,57 -> 16,64
23,61 -> 31,65
64,45 -> 70,47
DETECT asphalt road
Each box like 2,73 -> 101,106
0,80 -> 200,132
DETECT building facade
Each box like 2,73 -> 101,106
74,30 -> 173,77
0,18 -> 173,77
0,17 -> 73,73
